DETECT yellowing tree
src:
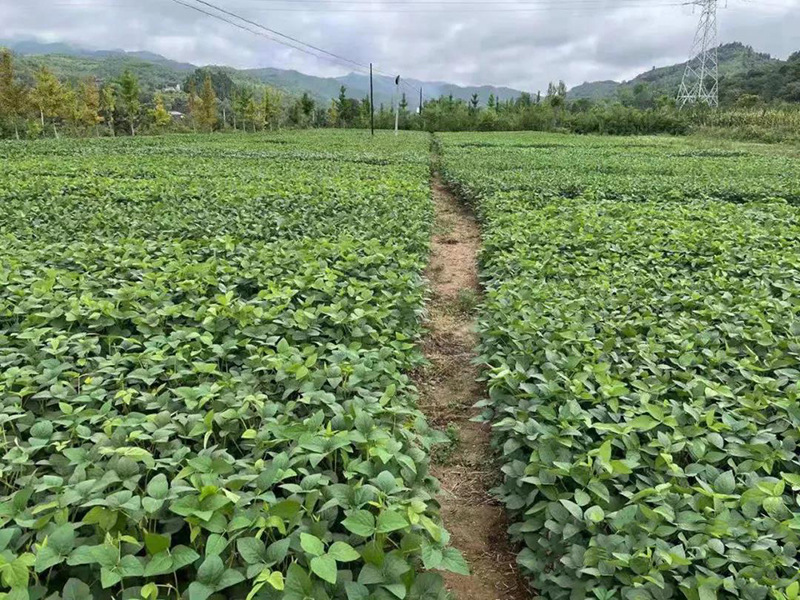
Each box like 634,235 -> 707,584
77,77 -> 102,133
151,92 -> 172,129
30,67 -> 70,138
187,79 -> 198,132
327,99 -> 339,128
0,48 -> 28,140
199,73 -> 217,131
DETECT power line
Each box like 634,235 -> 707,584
39,0 -> 703,4
190,0 -> 373,73
185,2 -> 690,9
168,0 -> 425,100
736,0 -> 798,9
190,0 -> 694,4
169,0 -> 371,75
193,0 -> 424,93
49,1 -> 694,9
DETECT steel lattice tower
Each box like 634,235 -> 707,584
677,0 -> 719,108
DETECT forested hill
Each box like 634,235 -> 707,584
569,42 -> 799,105
0,40 -> 528,106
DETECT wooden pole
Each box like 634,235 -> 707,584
370,63 -> 375,136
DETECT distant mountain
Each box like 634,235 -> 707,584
569,42 -> 780,103
1,40 -> 197,72
1,39 -> 529,106
720,50 -> 800,104
568,80 -> 620,102
238,68 -> 524,108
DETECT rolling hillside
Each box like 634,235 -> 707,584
1,39 -> 528,106
569,42 -> 779,102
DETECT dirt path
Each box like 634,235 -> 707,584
416,175 -> 531,600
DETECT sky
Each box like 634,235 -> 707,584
1,0 -> 798,92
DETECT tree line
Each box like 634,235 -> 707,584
0,49 -> 398,138
0,49 -> 291,139
2,47 -> 798,142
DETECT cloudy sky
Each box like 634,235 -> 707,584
1,0 -> 798,92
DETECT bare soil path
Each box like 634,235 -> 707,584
416,175 -> 531,600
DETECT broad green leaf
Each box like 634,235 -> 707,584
300,533 -> 325,557
343,510 -> 376,537
62,579 -> 91,600
328,542 -> 360,562
440,548 -> 469,576
376,510 -> 408,533
585,506 -> 605,523
144,533 -> 170,556
310,554 -> 338,584
559,500 -> 583,521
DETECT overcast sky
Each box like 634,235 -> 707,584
1,0 -> 798,92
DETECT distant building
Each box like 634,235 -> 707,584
169,111 -> 185,121
163,84 -> 182,93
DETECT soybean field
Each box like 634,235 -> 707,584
0,131 -> 466,600
438,132 -> 800,600
1,130 -> 800,600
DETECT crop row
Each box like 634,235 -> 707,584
439,133 -> 799,205
0,131 -> 465,600
439,132 -> 800,599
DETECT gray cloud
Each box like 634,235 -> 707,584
1,0 -> 798,92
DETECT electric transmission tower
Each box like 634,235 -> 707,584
677,0 -> 719,108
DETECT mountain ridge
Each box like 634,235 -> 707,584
569,42 -> 780,101
0,39 -> 528,106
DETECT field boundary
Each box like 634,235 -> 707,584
414,168 -> 530,600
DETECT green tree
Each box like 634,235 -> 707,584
199,73 -> 218,131
118,70 -> 141,136
151,92 -> 172,129
234,87 -> 252,131
300,92 -> 315,124
398,93 -> 410,128
334,86 -> 360,127
336,86 -> 348,127
29,67 -> 70,138
0,48 -> 28,139
469,93 -> 479,114
244,96 -> 257,132
360,95 -> 371,127
546,80 -> 567,110
262,88 -> 281,130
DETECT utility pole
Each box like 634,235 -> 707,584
419,87 -> 423,116
370,63 -> 375,136
394,75 -> 400,136
677,0 -> 719,108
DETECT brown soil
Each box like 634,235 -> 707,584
416,176 -> 531,600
